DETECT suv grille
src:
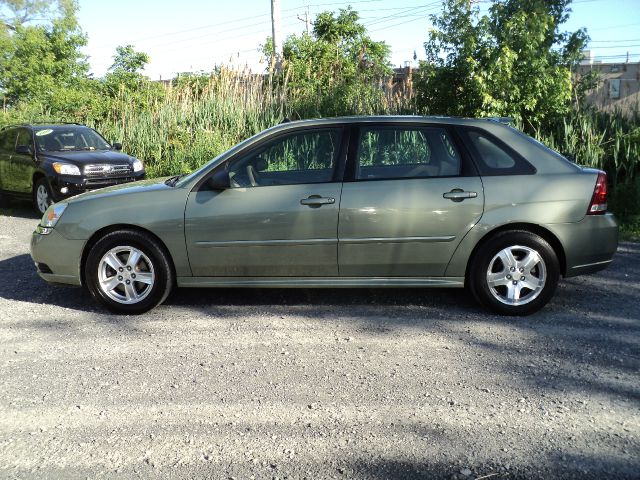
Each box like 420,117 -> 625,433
84,177 -> 136,187
84,164 -> 132,177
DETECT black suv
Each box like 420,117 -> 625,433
0,124 -> 145,214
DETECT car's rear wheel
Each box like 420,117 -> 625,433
33,178 -> 54,215
85,230 -> 173,314
469,231 -> 560,316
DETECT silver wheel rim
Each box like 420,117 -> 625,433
98,246 -> 155,305
487,245 -> 547,306
36,185 -> 49,214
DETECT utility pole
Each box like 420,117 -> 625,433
297,5 -> 310,35
271,0 -> 283,72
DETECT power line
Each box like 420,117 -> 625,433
362,2 -> 441,27
588,22 -> 640,31
588,44 -> 640,49
369,15 -> 430,33
589,38 -> 640,43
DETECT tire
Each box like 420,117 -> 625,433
85,230 -> 174,314
33,177 -> 54,215
468,230 -> 560,316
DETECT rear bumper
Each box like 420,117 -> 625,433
547,213 -> 618,277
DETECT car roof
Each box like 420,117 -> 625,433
274,115 -> 511,128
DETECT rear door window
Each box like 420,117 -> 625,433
355,127 -> 461,180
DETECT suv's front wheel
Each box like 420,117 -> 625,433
85,230 -> 174,314
33,178 -> 54,215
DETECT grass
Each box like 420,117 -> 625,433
618,215 -> 640,241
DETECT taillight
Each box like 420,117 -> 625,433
587,171 -> 608,215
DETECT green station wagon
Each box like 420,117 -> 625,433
30,116 -> 618,315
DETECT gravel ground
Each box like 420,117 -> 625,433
0,202 -> 638,480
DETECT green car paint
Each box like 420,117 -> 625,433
29,116 -> 618,314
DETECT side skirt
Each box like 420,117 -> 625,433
177,277 -> 465,288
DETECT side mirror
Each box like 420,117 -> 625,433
205,170 -> 230,190
15,145 -> 33,156
112,143 -> 123,151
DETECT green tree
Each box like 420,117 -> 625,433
0,0 -> 88,105
1,0 -> 62,31
102,45 -> 164,112
416,0 -> 588,130
265,7 -> 392,117
110,44 -> 149,74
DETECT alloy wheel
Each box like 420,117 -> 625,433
486,245 -> 547,306
97,246 -> 155,304
36,184 -> 50,214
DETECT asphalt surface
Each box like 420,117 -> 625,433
0,201 -> 638,480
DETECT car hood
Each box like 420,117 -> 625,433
40,150 -> 137,165
66,177 -> 173,203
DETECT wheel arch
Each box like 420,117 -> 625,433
464,222 -> 567,281
80,224 -> 177,287
32,170 -> 47,190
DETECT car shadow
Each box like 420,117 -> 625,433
0,252 -> 479,314
0,199 -> 40,219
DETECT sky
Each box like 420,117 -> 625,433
75,0 -> 640,80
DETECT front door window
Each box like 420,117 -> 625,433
228,129 -> 342,187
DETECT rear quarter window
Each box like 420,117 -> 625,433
461,128 -> 535,176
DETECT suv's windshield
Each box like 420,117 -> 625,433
34,126 -> 111,152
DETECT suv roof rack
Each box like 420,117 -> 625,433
0,122 -> 84,130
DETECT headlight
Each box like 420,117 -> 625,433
37,203 -> 68,234
132,159 -> 144,172
52,162 -> 81,175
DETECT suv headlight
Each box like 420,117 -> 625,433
36,203 -> 68,234
52,162 -> 81,175
132,159 -> 144,172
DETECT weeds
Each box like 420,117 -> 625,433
0,69 -> 637,225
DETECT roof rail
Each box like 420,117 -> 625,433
487,117 -> 515,125
29,121 -> 83,125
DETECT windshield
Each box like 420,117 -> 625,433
34,126 -> 111,152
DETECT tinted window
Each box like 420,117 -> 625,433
0,129 -> 17,153
228,129 -> 342,187
463,129 -> 535,175
356,127 -> 460,180
16,129 -> 32,150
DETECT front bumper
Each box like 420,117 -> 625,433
30,228 -> 85,286
52,172 -> 146,200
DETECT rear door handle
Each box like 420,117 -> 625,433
443,189 -> 478,202
300,195 -> 335,207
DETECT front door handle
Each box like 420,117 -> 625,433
443,189 -> 478,202
300,195 -> 335,207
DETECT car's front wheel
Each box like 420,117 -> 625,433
85,230 -> 174,314
469,231 -> 560,316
